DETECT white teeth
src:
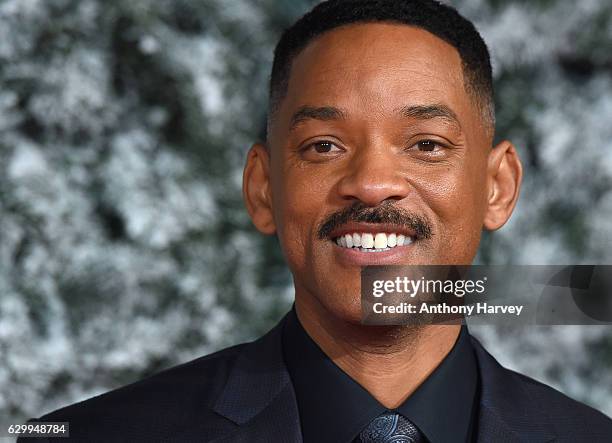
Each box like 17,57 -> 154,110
334,232 -> 414,250
396,234 -> 413,246
344,234 -> 353,248
361,233 -> 374,249
374,233 -> 387,249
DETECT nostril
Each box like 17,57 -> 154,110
337,177 -> 411,207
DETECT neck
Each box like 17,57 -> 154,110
295,295 -> 461,409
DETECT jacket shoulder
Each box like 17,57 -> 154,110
472,336 -> 612,440
30,342 -> 249,442
511,367 -> 612,433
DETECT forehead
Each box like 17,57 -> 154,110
276,22 -> 473,130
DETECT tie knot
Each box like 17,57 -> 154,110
357,412 -> 423,443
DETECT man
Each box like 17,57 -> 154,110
21,0 -> 612,442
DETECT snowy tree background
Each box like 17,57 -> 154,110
1,0 -> 611,427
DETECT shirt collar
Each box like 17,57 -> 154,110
395,320 -> 479,443
281,306 -> 478,443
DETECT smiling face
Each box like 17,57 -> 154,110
243,23 -> 522,323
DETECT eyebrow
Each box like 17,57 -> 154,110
396,104 -> 462,130
288,103 -> 462,131
289,106 -> 346,130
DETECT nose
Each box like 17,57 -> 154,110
336,146 -> 411,206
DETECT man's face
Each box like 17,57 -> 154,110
245,23 -> 521,323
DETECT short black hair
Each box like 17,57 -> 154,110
268,0 -> 494,136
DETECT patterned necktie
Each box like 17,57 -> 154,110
356,412 -> 424,443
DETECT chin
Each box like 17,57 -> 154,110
314,286 -> 364,324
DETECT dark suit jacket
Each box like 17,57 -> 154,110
21,313 -> 612,442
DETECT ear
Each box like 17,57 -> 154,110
242,143 -> 276,235
483,140 -> 523,231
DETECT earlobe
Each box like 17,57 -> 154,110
242,143 -> 277,235
483,140 -> 523,231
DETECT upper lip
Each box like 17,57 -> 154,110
327,222 -> 417,240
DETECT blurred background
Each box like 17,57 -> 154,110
1,0 -> 611,427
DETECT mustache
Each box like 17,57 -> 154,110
317,201 -> 433,241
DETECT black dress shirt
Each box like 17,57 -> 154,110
281,306 -> 479,443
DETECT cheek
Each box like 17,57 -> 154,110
414,160 -> 488,258
271,163 -> 328,271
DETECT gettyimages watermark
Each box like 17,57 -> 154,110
361,265 -> 612,325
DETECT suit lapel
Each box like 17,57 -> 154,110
211,382 -> 301,443
212,314 -> 302,442
472,337 -> 557,443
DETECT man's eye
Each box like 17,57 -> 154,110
307,141 -> 342,154
413,140 -> 442,152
